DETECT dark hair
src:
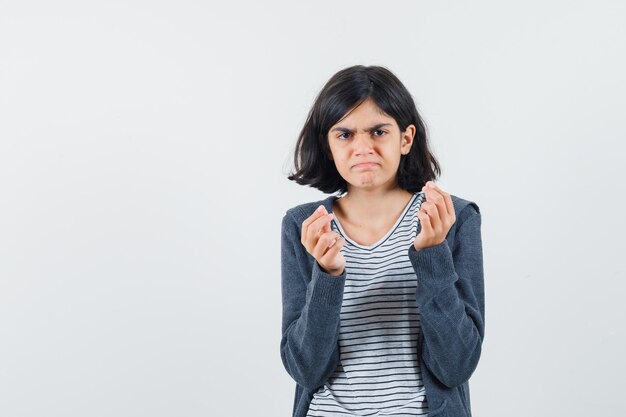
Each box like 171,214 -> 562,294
287,65 -> 441,195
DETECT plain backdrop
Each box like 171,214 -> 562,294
1,1 -> 625,416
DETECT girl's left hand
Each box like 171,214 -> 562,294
413,181 -> 457,251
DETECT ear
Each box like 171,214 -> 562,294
401,124 -> 416,154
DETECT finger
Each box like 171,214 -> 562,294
312,212 -> 333,235
423,187 -> 445,220
301,206 -> 328,245
321,212 -> 334,233
422,200 -> 441,232
303,209 -> 332,242
313,231 -> 343,260
319,235 -> 345,266
306,213 -> 334,249
302,205 -> 328,232
327,233 -> 342,248
417,209 -> 432,236
426,181 -> 454,219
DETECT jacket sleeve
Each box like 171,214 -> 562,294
407,203 -> 485,388
279,211 -> 347,391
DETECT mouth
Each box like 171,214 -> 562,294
353,162 -> 378,168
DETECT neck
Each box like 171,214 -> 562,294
338,185 -> 412,226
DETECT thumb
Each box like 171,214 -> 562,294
322,211 -> 333,233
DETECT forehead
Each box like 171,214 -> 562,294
332,99 -> 395,127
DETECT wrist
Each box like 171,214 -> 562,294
321,264 -> 344,276
329,268 -> 344,276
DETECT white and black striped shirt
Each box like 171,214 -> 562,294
306,191 -> 429,417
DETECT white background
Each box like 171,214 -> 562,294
1,1 -> 625,416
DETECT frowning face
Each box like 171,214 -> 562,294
327,98 -> 415,193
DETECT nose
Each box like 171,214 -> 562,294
352,132 -> 375,155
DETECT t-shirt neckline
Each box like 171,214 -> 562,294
329,193 -> 418,251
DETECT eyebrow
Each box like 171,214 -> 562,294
330,123 -> 393,134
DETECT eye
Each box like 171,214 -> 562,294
338,132 -> 351,140
373,130 -> 387,137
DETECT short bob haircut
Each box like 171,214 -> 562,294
287,64 -> 441,195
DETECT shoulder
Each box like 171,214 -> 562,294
281,195 -> 337,236
447,194 -> 482,250
283,195 -> 336,225
450,193 -> 481,226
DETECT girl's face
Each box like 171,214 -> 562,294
327,98 -> 415,192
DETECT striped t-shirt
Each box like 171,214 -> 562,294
306,191 -> 429,417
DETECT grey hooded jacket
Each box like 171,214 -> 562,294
280,193 -> 485,417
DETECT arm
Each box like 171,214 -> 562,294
407,203 -> 485,388
279,211 -> 347,391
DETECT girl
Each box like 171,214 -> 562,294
280,65 -> 485,417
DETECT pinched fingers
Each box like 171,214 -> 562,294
424,181 -> 455,221
414,181 -> 458,250
318,234 -> 346,276
416,207 -> 433,236
301,205 -> 327,230
301,206 -> 334,252
421,200 -> 441,231
312,230 -> 344,261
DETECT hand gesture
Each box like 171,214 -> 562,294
301,204 -> 346,276
414,181 -> 457,251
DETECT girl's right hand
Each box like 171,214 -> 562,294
301,204 -> 346,276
